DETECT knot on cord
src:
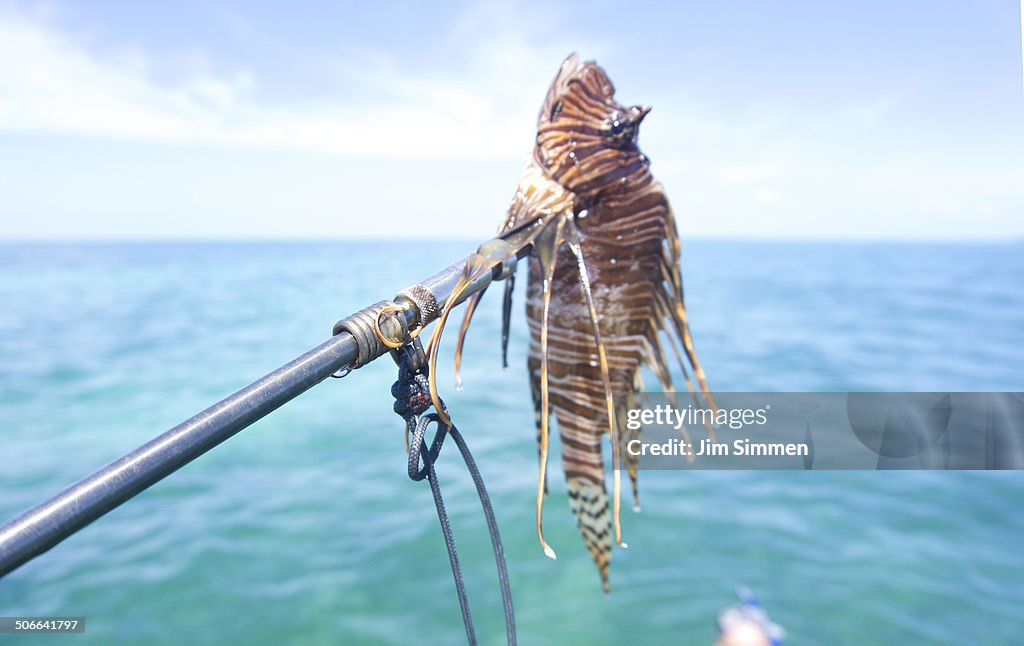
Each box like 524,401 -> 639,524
390,341 -> 432,419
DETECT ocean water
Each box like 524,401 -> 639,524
0,239 -> 1021,645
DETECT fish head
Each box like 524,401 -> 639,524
534,54 -> 652,198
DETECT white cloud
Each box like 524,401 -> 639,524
0,4 -> 588,160
755,188 -> 780,204
707,163 -> 787,187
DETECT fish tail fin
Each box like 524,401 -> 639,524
566,476 -> 612,593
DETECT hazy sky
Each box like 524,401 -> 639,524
1,0 -> 1021,240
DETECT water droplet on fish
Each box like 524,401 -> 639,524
578,209 -> 589,219
610,258 -> 617,265
589,359 -> 598,367
616,234 -> 622,240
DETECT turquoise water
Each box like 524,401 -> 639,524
0,240 -> 1022,644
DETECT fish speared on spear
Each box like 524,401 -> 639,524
0,54 -> 717,606
424,53 -> 717,592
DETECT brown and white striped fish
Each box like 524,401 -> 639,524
425,54 -> 715,592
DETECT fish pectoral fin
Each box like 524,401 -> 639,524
564,221 -> 626,550
528,356 -> 550,495
501,269 -> 516,368
533,215 -> 569,561
454,289 -> 486,389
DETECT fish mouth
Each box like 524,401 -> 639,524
631,105 -> 652,125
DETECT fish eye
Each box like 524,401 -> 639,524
607,114 -> 632,142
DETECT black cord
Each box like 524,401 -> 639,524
392,339 -> 516,646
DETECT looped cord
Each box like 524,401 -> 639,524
392,338 -> 516,646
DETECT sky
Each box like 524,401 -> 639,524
0,0 -> 1021,241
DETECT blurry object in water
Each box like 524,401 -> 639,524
716,585 -> 785,646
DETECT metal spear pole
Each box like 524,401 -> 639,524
0,246 -> 517,577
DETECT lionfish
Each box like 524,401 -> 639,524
423,54 -> 716,591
